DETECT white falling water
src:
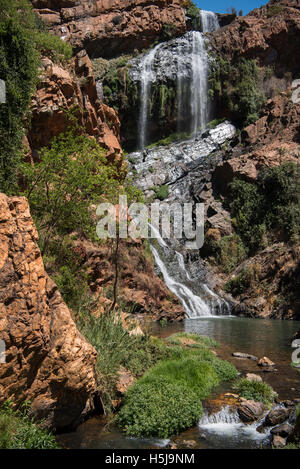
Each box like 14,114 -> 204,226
138,43 -> 163,150
199,406 -> 240,426
150,225 -> 230,318
151,244 -> 211,318
198,406 -> 269,442
190,31 -> 209,138
199,10 -> 220,33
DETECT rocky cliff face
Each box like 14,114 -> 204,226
31,0 -> 187,58
210,0 -> 300,75
0,194 -> 97,431
27,49 -> 122,161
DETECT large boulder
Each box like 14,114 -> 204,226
238,400 -> 266,422
0,194 -> 97,431
264,407 -> 290,426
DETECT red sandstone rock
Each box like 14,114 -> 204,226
0,194 -> 97,430
210,0 -> 300,71
28,49 -> 122,162
31,0 -> 187,57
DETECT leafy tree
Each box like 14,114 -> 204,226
0,0 -> 73,193
0,0 -> 38,192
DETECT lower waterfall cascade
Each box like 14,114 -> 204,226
149,225 -> 231,318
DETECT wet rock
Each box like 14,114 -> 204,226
272,435 -> 287,448
238,400 -> 265,423
127,122 -> 236,195
258,357 -> 275,367
232,352 -> 258,361
271,423 -> 294,438
168,439 -> 196,449
264,408 -> 290,427
245,373 -> 262,382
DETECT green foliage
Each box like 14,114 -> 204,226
76,309 -> 169,413
234,378 -> 277,404
224,266 -> 257,296
266,5 -> 283,17
116,378 -> 203,438
0,401 -> 58,449
20,127 -> 142,310
0,0 -> 39,193
33,31 -> 73,62
0,0 -> 73,193
185,1 -> 202,30
202,234 -> 247,273
117,332 -> 237,437
228,163 -> 300,252
20,130 -> 119,239
147,130 -> 192,148
210,57 -> 265,128
165,332 -> 219,349
161,23 -> 178,41
153,185 -> 169,201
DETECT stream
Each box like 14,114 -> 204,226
57,317 -> 300,450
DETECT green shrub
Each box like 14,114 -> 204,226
209,357 -> 239,382
228,163 -> 300,252
0,401 -> 58,449
140,357 -> 219,399
210,57 -> 265,128
0,0 -> 75,193
153,185 -> 169,201
234,378 -> 277,404
218,235 -> 248,272
77,310 -> 168,412
185,2 -> 201,30
161,23 -> 178,41
165,332 -> 218,349
266,5 -> 283,17
116,378 -> 203,438
0,0 -> 39,193
33,31 -> 73,62
224,267 -> 254,296
117,333 -> 238,437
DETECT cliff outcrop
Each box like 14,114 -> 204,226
31,0 -> 187,58
0,194 -> 98,431
27,49 -> 122,160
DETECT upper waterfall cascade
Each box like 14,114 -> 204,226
199,10 -> 220,33
138,42 -> 164,150
131,10 -> 220,149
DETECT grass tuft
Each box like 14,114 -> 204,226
234,378 -> 277,404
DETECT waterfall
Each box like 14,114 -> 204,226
199,407 -> 240,426
199,10 -> 220,33
198,406 -> 270,443
138,43 -> 162,150
150,225 -> 230,318
190,31 -> 209,137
